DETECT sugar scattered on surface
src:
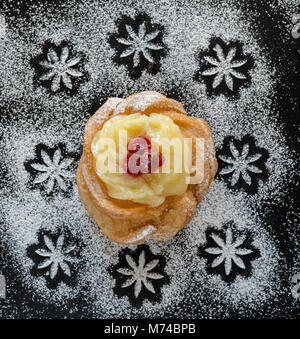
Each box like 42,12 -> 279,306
0,0 -> 298,318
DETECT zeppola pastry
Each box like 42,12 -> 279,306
76,91 -> 218,244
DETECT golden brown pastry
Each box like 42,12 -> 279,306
76,91 -> 217,244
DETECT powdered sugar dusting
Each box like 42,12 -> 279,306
0,0 -> 298,318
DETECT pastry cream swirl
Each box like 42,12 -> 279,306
91,113 -> 191,207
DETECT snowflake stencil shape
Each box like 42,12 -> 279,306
35,234 -> 76,280
0,14 -> 6,39
292,14 -> 300,39
32,43 -> 85,93
25,143 -> 77,197
30,147 -> 73,193
219,142 -> 262,186
117,250 -> 164,298
39,46 -> 83,92
205,228 -> 253,276
200,222 -> 259,282
202,44 -> 247,90
28,230 -> 80,288
217,135 -> 268,194
197,38 -> 252,96
116,22 -> 163,68
109,13 -> 166,79
292,14 -> 300,54
111,245 -> 169,308
0,273 -> 5,299
291,274 -> 300,299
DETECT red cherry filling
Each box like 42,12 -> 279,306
127,136 -> 151,153
124,137 -> 164,177
125,153 -> 141,177
140,150 -> 164,173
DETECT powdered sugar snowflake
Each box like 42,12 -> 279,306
200,223 -> 259,281
0,14 -> 6,39
292,14 -> 300,39
39,46 -> 83,92
197,38 -> 252,96
35,234 -> 76,280
109,13 -> 166,78
111,245 -> 168,307
117,250 -> 163,298
202,43 -> 247,90
0,273 -> 5,299
219,142 -> 262,186
26,144 -> 75,195
205,228 -> 253,276
217,135 -> 268,194
291,274 -> 300,299
116,22 -> 163,67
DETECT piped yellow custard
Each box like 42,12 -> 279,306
91,113 -> 192,207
